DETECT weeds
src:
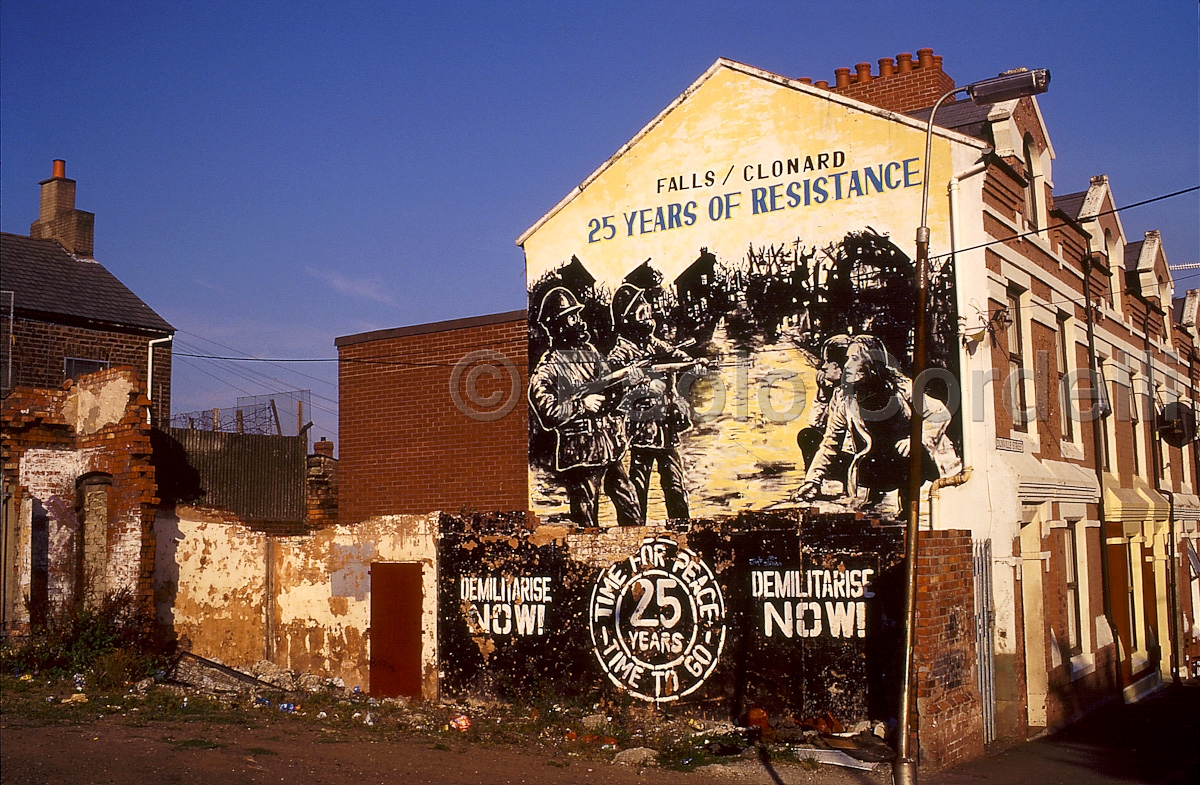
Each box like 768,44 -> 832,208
172,738 -> 223,750
0,590 -> 165,683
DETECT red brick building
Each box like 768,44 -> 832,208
2,367 -> 160,632
335,311 -> 527,524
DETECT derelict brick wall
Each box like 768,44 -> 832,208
338,317 -> 528,522
1,368 -> 159,629
306,454 -> 338,527
914,529 -> 985,770
9,316 -> 172,425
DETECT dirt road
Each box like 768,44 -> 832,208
2,696 -> 892,782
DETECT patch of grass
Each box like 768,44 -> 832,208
431,742 -> 450,751
656,736 -> 721,772
547,759 -> 569,768
0,675 -> 96,727
172,738 -> 223,750
315,734 -> 347,744
796,754 -> 822,771
245,746 -> 278,756
135,692 -> 244,724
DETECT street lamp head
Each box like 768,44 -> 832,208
966,68 -> 1051,105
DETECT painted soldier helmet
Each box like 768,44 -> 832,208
537,286 -> 584,326
610,282 -> 646,327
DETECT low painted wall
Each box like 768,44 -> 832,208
154,507 -> 268,665
154,510 -> 438,697
154,505 -> 982,757
437,510 -> 907,726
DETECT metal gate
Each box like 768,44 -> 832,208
973,539 -> 997,744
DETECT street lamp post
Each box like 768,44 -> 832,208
894,67 -> 1050,785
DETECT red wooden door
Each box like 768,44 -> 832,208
369,562 -> 423,698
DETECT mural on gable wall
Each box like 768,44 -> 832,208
523,63 -> 965,528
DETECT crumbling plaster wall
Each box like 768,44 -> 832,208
153,507 -> 268,665
154,511 -> 438,697
16,447 -> 143,612
273,513 -> 438,694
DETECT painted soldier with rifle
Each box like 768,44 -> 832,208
607,283 -> 707,522
528,286 -> 642,527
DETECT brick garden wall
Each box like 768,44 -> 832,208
336,312 -> 528,523
914,528 -> 986,770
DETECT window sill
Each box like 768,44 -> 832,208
1069,652 -> 1095,681
1060,441 -> 1084,461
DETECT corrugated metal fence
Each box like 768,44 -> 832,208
162,427 -> 305,524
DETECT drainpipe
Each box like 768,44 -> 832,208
146,335 -> 173,425
927,467 -> 973,531
1160,488 -> 1180,685
1082,244 -> 1120,693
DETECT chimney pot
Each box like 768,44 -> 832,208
896,53 -> 914,73
933,54 -> 943,71
917,48 -> 935,69
52,159 -> 66,179
878,57 -> 895,78
799,77 -> 813,85
855,62 -> 873,83
834,67 -> 851,89
814,79 -> 830,89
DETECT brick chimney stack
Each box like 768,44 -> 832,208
829,48 -> 957,114
30,159 -> 96,257
313,437 -> 335,458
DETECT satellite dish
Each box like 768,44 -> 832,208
1157,401 -> 1197,448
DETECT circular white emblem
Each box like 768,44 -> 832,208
588,536 -> 726,703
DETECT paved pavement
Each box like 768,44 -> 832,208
926,682 -> 1200,785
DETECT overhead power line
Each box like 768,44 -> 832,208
173,184 -> 1198,368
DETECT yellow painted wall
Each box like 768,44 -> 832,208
522,62 -> 959,521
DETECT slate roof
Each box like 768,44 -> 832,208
0,232 -> 173,333
1124,239 -> 1145,271
1053,190 -> 1087,222
905,101 -> 994,141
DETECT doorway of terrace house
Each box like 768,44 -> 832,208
369,562 -> 423,698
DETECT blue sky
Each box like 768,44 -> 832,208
3,1 -> 1197,444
